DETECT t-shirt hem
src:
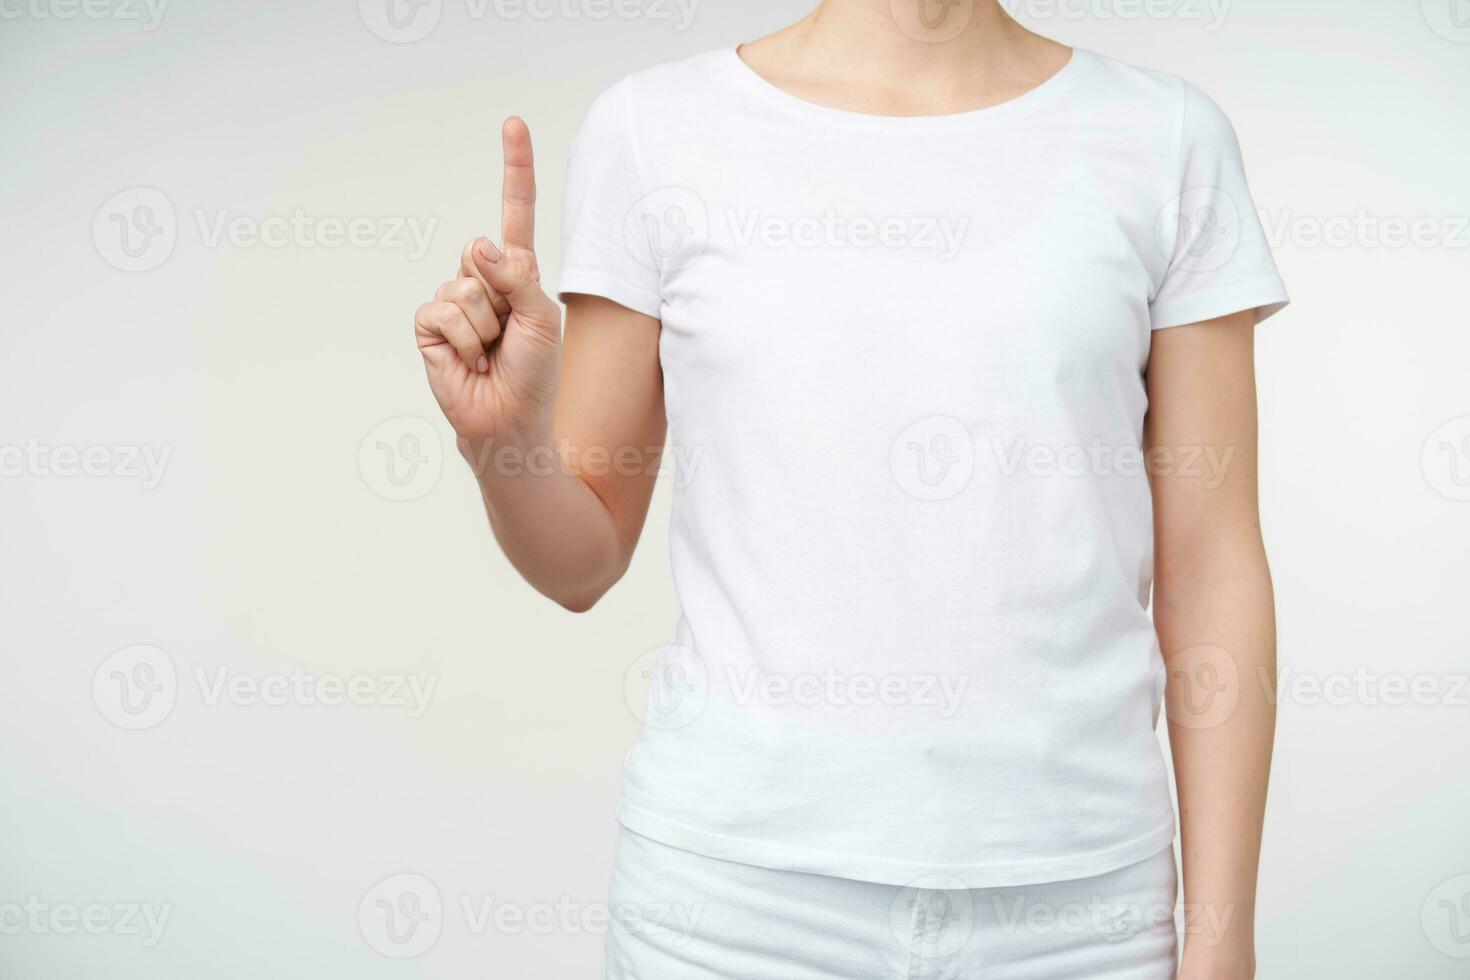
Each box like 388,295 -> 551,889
1149,276 -> 1290,331
615,798 -> 1177,889
558,267 -> 662,320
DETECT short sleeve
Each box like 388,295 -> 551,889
557,78 -> 663,320
1148,81 -> 1289,330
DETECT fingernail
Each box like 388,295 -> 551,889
477,239 -> 501,263
475,354 -> 489,373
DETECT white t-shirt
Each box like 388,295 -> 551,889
560,47 -> 1288,888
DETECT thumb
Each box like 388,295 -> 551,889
472,238 -> 559,331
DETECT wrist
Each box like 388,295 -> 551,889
1179,940 -> 1256,980
457,412 -> 557,485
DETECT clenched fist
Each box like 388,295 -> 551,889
415,118 -> 562,444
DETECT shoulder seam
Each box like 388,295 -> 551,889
1173,74 -> 1191,198
1151,75 -> 1191,303
618,75 -> 652,206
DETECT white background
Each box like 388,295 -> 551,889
2,0 -> 1468,976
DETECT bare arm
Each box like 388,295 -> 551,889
414,119 -> 664,612
466,294 -> 663,612
1145,311 -> 1276,979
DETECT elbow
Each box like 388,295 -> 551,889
544,564 -> 625,613
554,590 -> 604,614
534,532 -> 632,613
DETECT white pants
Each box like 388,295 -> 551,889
605,827 -> 1179,979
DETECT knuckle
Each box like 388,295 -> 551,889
441,305 -> 470,333
452,278 -> 483,306
502,252 -> 534,286
432,304 -> 466,336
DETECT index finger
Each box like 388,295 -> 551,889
501,116 -> 536,252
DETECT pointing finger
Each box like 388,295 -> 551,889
501,116 -> 536,253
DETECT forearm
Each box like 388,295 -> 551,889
413,128 -> 664,614
459,416 -> 630,612
1156,536 -> 1276,976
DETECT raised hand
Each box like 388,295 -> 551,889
415,117 -> 562,445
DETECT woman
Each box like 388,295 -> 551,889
413,2 -> 1284,976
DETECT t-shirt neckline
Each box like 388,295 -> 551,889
720,45 -> 1088,132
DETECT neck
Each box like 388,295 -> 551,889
802,0 -> 1021,71
737,0 -> 1071,116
